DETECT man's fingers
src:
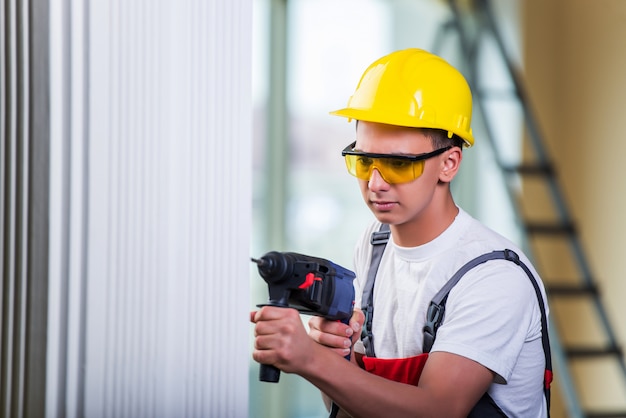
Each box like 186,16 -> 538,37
349,308 -> 365,343
307,316 -> 354,357
308,315 -> 353,336
309,327 -> 353,349
254,306 -> 299,322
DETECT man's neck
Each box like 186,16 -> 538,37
390,197 -> 459,247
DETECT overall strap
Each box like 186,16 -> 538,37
361,223 -> 390,358
422,249 -> 553,414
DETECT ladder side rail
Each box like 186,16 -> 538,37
477,0 -> 551,166
446,1 -> 519,169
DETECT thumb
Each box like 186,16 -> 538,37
349,308 -> 365,342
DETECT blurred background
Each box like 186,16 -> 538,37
2,0 -> 625,417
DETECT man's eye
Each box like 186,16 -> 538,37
357,157 -> 374,167
387,159 -> 412,169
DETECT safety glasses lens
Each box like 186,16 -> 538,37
344,155 -> 425,184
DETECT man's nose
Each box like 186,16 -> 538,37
368,167 -> 390,191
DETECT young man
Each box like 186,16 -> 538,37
251,49 -> 551,417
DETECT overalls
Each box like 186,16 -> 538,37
359,224 -> 552,417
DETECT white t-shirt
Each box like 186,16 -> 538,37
352,208 -> 549,417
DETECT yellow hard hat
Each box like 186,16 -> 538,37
330,48 -> 474,147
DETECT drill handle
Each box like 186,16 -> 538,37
259,364 -> 281,383
257,300 -> 289,383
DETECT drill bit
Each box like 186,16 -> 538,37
251,257 -> 265,267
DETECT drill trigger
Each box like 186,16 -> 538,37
298,272 -> 321,289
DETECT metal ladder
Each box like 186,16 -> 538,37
431,0 -> 626,416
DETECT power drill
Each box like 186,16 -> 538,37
252,251 -> 356,383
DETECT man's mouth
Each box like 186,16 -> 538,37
370,200 -> 397,211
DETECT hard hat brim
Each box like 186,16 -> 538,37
329,108 -> 474,147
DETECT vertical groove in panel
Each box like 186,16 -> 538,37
58,0 -> 72,411
49,0 -> 85,416
77,0 -> 90,412
140,0 -> 156,414
215,0 -> 226,413
195,0 -> 204,410
1,0 -> 16,415
0,5 -> 5,409
11,3 -> 30,416
15,0 -> 28,414
116,0 -> 125,413
127,0 -> 136,413
107,0 -> 121,415
10,0 -> 23,413
48,0 -> 71,416
0,12 -> 6,382
152,1 -> 164,416
203,0 -> 215,414
2,0 -> 23,417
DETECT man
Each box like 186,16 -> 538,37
251,48 -> 551,417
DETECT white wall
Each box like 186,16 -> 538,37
47,1 -> 252,417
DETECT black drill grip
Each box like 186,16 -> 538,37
259,364 -> 282,382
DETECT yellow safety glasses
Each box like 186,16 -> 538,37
341,141 -> 451,184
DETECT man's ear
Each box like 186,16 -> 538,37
439,147 -> 462,183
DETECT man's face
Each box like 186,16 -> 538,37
354,121 -> 448,228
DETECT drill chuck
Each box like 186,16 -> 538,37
251,252 -> 292,283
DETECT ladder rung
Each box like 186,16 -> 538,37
566,345 -> 623,358
547,283 -> 599,296
525,222 -> 576,235
503,163 -> 554,176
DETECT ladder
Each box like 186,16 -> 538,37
431,1 -> 626,416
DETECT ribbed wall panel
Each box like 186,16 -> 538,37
47,1 -> 252,417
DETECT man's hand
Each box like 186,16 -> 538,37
250,306 -> 318,374
308,308 -> 365,357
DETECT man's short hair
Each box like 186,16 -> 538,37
355,121 -> 465,150
421,128 -> 465,150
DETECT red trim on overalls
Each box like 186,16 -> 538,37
362,353 -> 429,385
544,370 -> 553,389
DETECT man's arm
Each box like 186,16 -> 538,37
252,307 -> 493,418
